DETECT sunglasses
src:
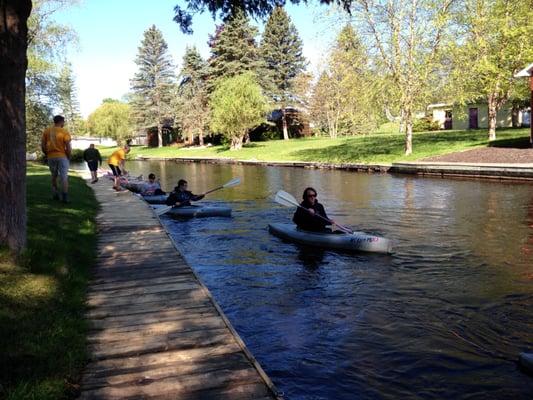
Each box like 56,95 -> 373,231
306,193 -> 317,198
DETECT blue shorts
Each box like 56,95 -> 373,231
48,157 -> 69,181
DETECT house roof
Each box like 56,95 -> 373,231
515,62 -> 533,77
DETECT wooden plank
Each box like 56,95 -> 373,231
88,316 -> 227,344
86,298 -> 214,319
88,274 -> 194,292
87,281 -> 199,302
88,306 -> 217,330
88,328 -> 235,360
79,368 -> 264,399
86,286 -> 205,308
83,343 -> 243,375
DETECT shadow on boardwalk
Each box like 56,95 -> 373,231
79,179 -> 281,399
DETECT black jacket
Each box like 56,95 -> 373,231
292,201 -> 330,232
165,189 -> 203,207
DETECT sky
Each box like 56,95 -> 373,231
54,0 -> 344,117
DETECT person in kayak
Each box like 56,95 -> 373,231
165,179 -> 205,207
293,187 -> 336,232
140,173 -> 165,196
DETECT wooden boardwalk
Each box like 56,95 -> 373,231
79,179 -> 281,399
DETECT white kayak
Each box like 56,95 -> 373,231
268,223 -> 392,254
165,205 -> 232,218
141,194 -> 168,204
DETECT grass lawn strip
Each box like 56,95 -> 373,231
98,128 -> 529,164
0,163 -> 98,400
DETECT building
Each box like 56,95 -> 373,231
427,102 -> 530,130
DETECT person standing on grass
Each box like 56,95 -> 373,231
41,115 -> 72,203
107,143 -> 130,191
83,143 -> 102,184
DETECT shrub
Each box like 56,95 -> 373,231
413,117 -> 440,132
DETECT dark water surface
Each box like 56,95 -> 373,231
128,161 -> 533,399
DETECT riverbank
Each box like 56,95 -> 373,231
0,164 -> 98,399
99,127 -> 531,165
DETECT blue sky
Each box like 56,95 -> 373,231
55,0 -> 343,117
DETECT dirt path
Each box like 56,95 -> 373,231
422,147 -> 533,164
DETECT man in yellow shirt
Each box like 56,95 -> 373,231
41,115 -> 72,202
107,143 -> 130,191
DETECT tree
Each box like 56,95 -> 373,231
130,25 -> 175,148
57,62 -> 82,135
87,100 -> 133,142
209,73 -> 268,149
206,9 -> 263,92
449,0 -> 533,141
175,46 -> 210,145
25,0 -> 78,151
260,6 -> 306,140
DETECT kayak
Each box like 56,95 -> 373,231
519,352 -> 533,375
141,194 -> 168,204
268,223 -> 392,254
165,205 -> 232,218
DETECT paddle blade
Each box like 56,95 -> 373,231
222,177 -> 241,188
155,205 -> 172,216
274,190 -> 300,208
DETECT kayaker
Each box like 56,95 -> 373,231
293,187 -> 335,232
140,173 -> 165,196
165,179 -> 205,207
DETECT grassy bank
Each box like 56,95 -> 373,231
99,128 -> 529,164
0,164 -> 98,399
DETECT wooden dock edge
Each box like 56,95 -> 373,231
152,206 -> 284,400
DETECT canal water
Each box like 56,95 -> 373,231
128,161 -> 532,399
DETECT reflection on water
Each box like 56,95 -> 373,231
127,161 -> 533,399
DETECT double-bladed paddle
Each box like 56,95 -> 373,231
155,177 -> 241,216
274,190 -> 353,234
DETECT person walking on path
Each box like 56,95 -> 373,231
41,115 -> 72,203
83,144 -> 102,183
107,143 -> 130,191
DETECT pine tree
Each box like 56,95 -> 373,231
57,62 -> 82,135
130,25 -> 175,147
206,9 -> 263,93
175,46 -> 209,146
260,6 -> 306,140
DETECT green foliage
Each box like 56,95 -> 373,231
209,73 -> 269,149
448,0 -> 533,139
206,9 -> 263,92
175,46 -> 210,145
412,117 -> 440,132
87,100 -> 133,141
260,6 -> 306,103
57,62 -> 83,135
0,164 -> 97,399
25,0 -> 80,151
70,148 -> 84,162
130,25 -> 175,146
310,25 -> 378,138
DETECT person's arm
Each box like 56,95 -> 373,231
65,141 -> 72,159
41,133 -> 47,155
191,193 -> 205,201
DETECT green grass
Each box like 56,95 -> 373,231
0,164 -> 98,399
99,128 -> 530,164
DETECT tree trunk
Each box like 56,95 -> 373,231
230,135 -> 244,150
511,104 -> 519,128
281,107 -> 289,140
198,130 -> 204,146
487,94 -> 497,141
157,123 -> 163,147
404,109 -> 413,155
0,0 -> 32,253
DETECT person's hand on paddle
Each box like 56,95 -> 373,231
307,208 -> 316,216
